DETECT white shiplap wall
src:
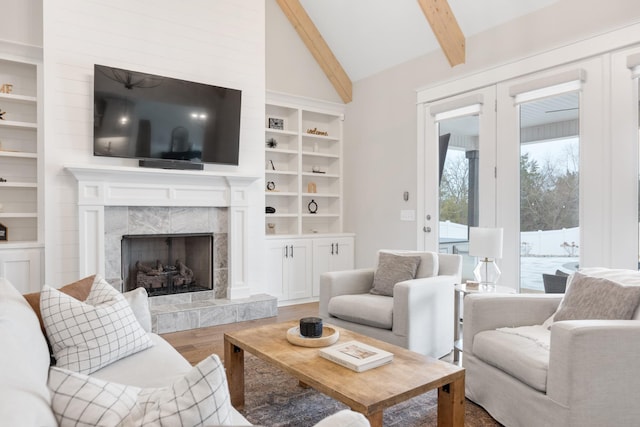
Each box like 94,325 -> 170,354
42,0 -> 265,288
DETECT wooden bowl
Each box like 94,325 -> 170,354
286,325 -> 340,347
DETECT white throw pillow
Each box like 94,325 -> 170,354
48,354 -> 233,426
123,286 -> 152,332
41,276 -> 153,374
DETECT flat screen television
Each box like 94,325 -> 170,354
93,64 -> 242,168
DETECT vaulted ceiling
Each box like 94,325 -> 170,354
276,0 -> 559,103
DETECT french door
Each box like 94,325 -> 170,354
495,58 -> 605,290
420,57 -> 607,289
418,87 -> 496,280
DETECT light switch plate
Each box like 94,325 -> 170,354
400,210 -> 416,221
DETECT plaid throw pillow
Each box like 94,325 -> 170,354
48,354 -> 233,426
40,276 -> 153,374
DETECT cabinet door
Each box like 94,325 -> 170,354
265,241 -> 287,300
312,237 -> 354,296
330,238 -> 354,272
287,239 -> 312,300
0,248 -> 41,293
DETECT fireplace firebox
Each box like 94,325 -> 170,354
121,233 -> 213,296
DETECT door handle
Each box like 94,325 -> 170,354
290,245 -> 294,258
335,243 -> 339,254
423,226 -> 432,233
331,243 -> 334,255
285,245 -> 288,258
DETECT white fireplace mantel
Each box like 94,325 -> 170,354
66,164 -> 261,299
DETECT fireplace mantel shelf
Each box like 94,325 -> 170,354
65,164 -> 261,187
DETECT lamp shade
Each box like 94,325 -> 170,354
469,227 -> 503,259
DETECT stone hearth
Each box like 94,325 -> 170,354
150,291 -> 276,334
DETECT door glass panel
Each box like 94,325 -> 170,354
519,92 -> 580,292
438,115 -> 479,281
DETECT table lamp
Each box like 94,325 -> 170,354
469,227 -> 503,289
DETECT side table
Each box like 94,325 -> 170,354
453,283 -> 516,363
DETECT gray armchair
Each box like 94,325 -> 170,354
464,268 -> 640,426
319,250 -> 462,358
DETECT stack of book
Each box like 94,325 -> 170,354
319,341 -> 393,372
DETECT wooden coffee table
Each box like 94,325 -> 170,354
224,321 -> 464,427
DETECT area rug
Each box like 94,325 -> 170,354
239,355 -> 502,427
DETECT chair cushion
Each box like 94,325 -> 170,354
553,272 -> 640,322
328,294 -> 393,329
370,252 -> 421,296
473,329 -> 550,392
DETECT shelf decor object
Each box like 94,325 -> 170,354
268,117 -> 284,130
307,182 -> 316,193
308,199 -> 318,214
266,223 -> 276,235
306,127 -> 328,136
469,227 -> 504,289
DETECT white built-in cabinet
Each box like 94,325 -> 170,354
265,234 -> 354,304
265,92 -> 354,305
0,49 -> 43,293
312,236 -> 354,297
265,238 -> 313,302
0,247 -> 41,294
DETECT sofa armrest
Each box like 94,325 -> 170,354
463,293 -> 562,356
319,268 -> 375,318
392,275 -> 456,356
547,320 -> 640,417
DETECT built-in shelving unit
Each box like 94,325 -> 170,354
0,48 -> 43,293
0,56 -> 41,245
265,92 -> 345,236
264,92 -> 354,306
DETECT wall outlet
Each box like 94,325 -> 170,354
400,210 -> 416,221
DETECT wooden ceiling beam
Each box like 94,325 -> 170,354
417,0 -> 466,67
276,0 -> 353,103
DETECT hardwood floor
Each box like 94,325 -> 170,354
161,302 -> 319,365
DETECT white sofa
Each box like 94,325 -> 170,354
319,250 -> 462,358
463,268 -> 640,427
1,276 -> 369,427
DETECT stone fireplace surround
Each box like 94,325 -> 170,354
66,165 -> 276,333
105,207 -> 225,296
